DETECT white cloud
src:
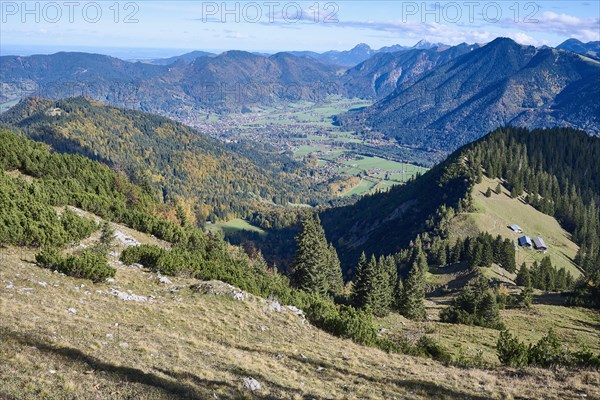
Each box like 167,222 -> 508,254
507,32 -> 541,46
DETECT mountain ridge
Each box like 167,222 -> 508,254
335,38 -> 600,154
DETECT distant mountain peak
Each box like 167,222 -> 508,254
352,43 -> 372,51
412,39 -> 447,50
557,38 -> 600,60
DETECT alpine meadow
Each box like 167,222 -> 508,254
1,1 -> 599,399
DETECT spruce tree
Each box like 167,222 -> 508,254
371,256 -> 390,316
485,187 -> 492,197
400,261 -> 426,320
292,214 -> 327,295
326,243 -> 344,296
352,252 -> 370,308
176,204 -> 188,227
452,237 -> 464,263
384,255 -> 399,310
413,245 -> 429,273
495,183 -> 502,195
94,221 -> 115,255
515,263 -> 531,287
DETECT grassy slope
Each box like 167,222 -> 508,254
380,297 -> 600,369
206,218 -> 268,238
450,177 -> 582,278
2,225 -> 599,399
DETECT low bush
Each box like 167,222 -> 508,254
497,329 -> 600,369
36,247 -> 115,282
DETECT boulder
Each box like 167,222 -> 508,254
242,377 -> 261,392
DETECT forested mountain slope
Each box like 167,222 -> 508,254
341,43 -> 480,99
0,50 -> 341,115
320,127 -> 600,273
0,97 -> 331,222
336,38 -> 600,153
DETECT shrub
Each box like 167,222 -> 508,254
36,248 -> 115,282
440,275 -> 504,329
120,244 -> 167,269
527,330 -> 563,367
496,330 -> 529,368
497,329 -> 600,370
335,306 -> 378,346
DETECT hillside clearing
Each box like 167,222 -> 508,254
450,177 -> 582,278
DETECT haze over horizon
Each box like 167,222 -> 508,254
1,1 -> 599,58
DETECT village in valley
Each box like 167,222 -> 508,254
186,97 -> 430,197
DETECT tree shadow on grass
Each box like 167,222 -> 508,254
5,329 -> 231,399
5,328 -> 348,400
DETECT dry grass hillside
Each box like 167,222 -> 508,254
1,214 -> 599,400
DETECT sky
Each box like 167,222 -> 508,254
1,1 -> 599,58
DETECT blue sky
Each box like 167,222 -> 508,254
1,1 -> 599,57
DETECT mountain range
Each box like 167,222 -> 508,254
335,38 -> 600,153
1,38 -> 599,153
557,38 -> 600,60
287,40 -> 446,67
0,50 -> 340,115
341,43 -> 480,99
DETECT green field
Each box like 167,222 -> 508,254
343,178 -> 378,197
341,155 -> 422,172
206,218 -> 267,237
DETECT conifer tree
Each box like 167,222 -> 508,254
383,255 -> 399,309
292,214 -> 343,296
326,243 -> 344,296
94,221 -> 115,255
495,183 -> 502,195
400,261 -> 426,320
352,252 -> 369,308
372,256 -> 391,316
292,214 -> 327,295
176,204 -> 188,227
515,263 -> 531,287
413,245 -> 429,273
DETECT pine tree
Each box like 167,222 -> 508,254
516,263 -> 531,287
477,291 -> 502,328
94,221 -> 115,255
176,204 -> 188,227
326,243 -> 344,296
292,215 -> 327,295
372,256 -> 391,316
400,261 -> 426,320
516,286 -> 533,309
384,255 -> 399,310
413,245 -> 429,273
452,237 -> 464,263
481,241 -> 493,267
352,252 -> 370,308
495,183 -> 502,195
